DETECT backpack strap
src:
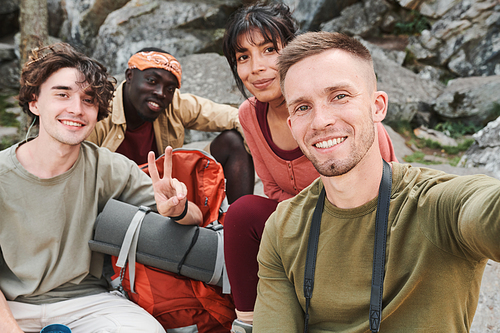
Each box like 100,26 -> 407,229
303,160 -> 392,333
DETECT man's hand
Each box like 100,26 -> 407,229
148,147 -> 202,225
148,146 -> 188,217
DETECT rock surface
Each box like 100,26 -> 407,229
460,116 -> 500,180
433,75 -> 500,126
407,0 -> 500,77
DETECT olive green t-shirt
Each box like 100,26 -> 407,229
255,163 -> 500,332
0,141 -> 155,304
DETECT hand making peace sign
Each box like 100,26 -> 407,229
148,146 -> 202,225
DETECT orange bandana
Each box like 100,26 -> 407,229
128,51 -> 182,88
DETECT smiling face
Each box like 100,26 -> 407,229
235,29 -> 283,104
29,67 -> 99,146
285,49 -> 387,177
125,68 -> 179,122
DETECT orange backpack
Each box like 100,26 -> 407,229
110,148 -> 235,332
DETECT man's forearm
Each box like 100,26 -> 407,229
0,290 -> 23,333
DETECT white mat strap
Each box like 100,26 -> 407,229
115,205 -> 151,293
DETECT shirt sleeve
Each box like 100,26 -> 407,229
418,172 -> 500,262
254,212 -> 304,332
173,91 -> 244,138
454,176 -> 500,261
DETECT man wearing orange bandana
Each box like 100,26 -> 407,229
87,48 -> 254,203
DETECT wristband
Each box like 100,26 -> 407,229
170,200 -> 188,221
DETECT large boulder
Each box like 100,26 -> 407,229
363,40 -> 444,125
471,261 -> 500,333
91,0 -> 240,76
47,0 -> 67,37
178,52 -> 244,144
283,0 -> 360,32
0,0 -> 19,37
58,0 -> 130,53
0,59 -> 20,94
433,75 -> 500,126
395,0 -> 461,18
459,116 -> 500,180
320,0 -> 392,37
407,0 -> 500,77
179,52 -> 244,107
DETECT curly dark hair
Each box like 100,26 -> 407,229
222,3 -> 297,100
18,43 -> 116,124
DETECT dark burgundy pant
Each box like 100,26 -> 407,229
223,195 -> 278,311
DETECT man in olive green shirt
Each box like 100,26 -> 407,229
253,31 -> 500,332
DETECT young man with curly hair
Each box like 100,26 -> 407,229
0,43 -> 201,333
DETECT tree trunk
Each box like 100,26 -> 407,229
18,0 -> 49,136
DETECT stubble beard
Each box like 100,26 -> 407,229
305,124 -> 376,177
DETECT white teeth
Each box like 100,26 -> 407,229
62,120 -> 83,127
149,102 -> 159,108
315,137 -> 346,148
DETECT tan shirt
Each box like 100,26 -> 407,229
87,81 -> 243,153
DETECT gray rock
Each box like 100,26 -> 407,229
460,116 -> 500,179
283,0 -> 360,32
320,0 -> 391,37
0,126 -> 18,139
396,0 -> 461,18
0,59 -> 20,94
383,124 -> 414,162
179,52 -> 244,144
472,115 -> 500,148
178,53 -> 244,106
407,0 -> 500,77
364,40 -> 445,125
433,76 -> 500,126
471,261 -> 500,333
47,0 -> 66,37
58,0 -> 130,52
92,0 -> 240,76
413,126 -> 458,146
0,0 -> 19,14
0,0 -> 19,37
0,43 -> 16,62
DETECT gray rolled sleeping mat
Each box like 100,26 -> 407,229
89,199 -> 230,294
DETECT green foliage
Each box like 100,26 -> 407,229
434,121 -> 481,139
394,10 -> 431,35
0,135 -> 18,151
403,151 -> 441,165
391,120 -> 413,137
0,95 -> 20,128
486,102 -> 500,122
418,137 -> 474,155
448,156 -> 462,167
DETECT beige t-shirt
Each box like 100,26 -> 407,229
0,141 -> 155,304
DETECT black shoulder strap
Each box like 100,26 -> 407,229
369,160 -> 392,332
303,186 -> 326,333
303,160 -> 392,333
